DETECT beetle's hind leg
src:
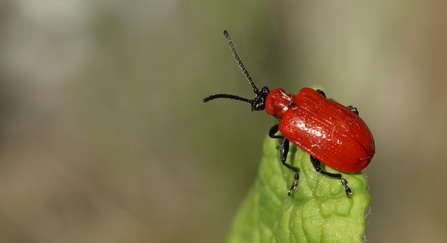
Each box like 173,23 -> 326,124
269,124 -> 300,196
310,155 -> 352,197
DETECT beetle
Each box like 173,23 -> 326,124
203,30 -> 375,197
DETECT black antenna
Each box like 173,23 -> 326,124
202,30 -> 269,111
202,94 -> 252,103
223,30 -> 259,94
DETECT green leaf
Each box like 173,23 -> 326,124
226,136 -> 370,243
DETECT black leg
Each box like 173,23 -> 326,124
310,155 -> 352,197
347,105 -> 359,115
268,124 -> 297,170
268,123 -> 282,139
278,137 -> 289,163
269,124 -> 290,160
288,172 -> 299,196
269,124 -> 300,196
316,89 -> 326,98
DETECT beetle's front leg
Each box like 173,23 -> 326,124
269,124 -> 290,162
269,124 -> 300,196
268,123 -> 282,139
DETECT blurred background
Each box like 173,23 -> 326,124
0,0 -> 446,242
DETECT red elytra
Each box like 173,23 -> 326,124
265,87 -> 375,173
203,30 -> 375,197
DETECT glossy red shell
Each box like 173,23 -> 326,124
267,87 -> 375,172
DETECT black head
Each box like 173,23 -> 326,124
202,30 -> 270,112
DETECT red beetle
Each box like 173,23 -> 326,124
203,30 -> 375,197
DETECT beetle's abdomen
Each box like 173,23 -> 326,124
278,88 -> 375,172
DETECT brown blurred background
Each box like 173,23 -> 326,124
0,0 -> 446,242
